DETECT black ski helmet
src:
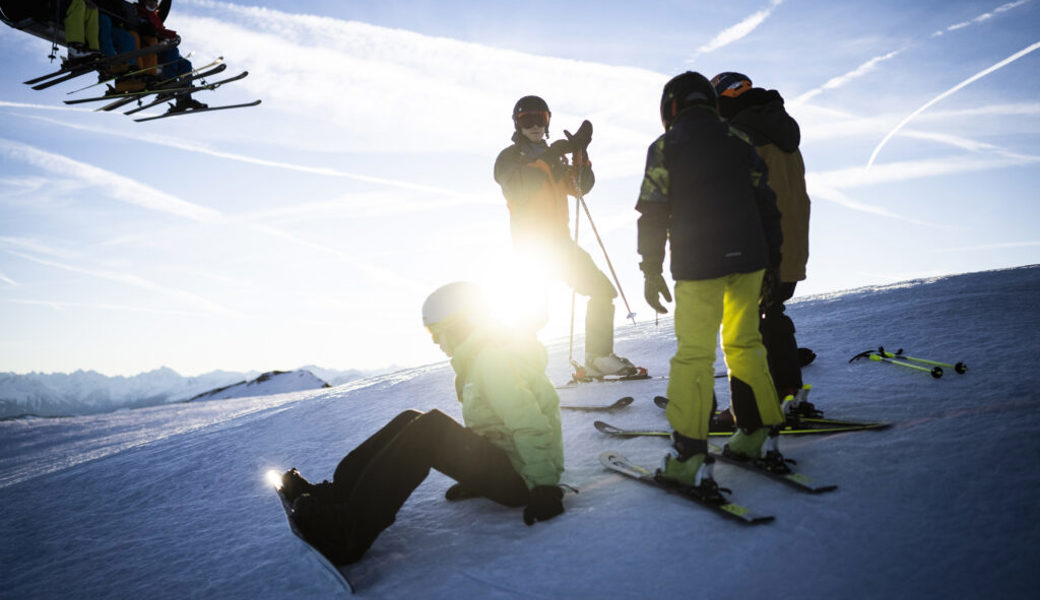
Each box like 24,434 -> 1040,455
512,95 -> 551,127
659,71 -> 716,129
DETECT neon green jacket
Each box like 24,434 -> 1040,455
450,327 -> 564,489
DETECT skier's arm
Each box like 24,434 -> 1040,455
474,350 -> 560,488
494,148 -> 550,208
635,137 -> 670,275
749,150 -> 782,268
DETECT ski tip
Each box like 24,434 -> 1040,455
653,395 -> 669,409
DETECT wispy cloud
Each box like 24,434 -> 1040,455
6,250 -> 242,317
932,0 -> 1032,37
790,50 -> 903,107
2,297 -> 211,317
0,138 -> 222,222
867,40 -> 1040,168
688,0 -> 783,62
0,271 -> 16,286
805,183 -> 939,227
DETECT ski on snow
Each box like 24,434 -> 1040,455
596,425 -> 837,493
652,395 -> 891,434
709,444 -> 837,494
594,417 -> 889,438
270,475 -> 355,593
560,396 -> 635,412
600,451 -> 774,524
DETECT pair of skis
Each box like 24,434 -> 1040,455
601,440 -> 836,526
564,394 -> 889,435
24,42 -> 177,89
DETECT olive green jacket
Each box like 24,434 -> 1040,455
450,327 -> 564,488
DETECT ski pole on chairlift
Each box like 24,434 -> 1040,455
849,350 -> 943,378
877,347 -> 967,374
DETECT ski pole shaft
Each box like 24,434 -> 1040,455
868,354 -> 943,378
878,347 -> 967,374
575,194 -> 637,325
568,194 -> 580,366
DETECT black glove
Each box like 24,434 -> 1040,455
564,120 -> 593,165
760,266 -> 781,309
542,139 -> 574,163
644,273 -> 672,314
564,120 -> 592,152
523,485 -> 564,526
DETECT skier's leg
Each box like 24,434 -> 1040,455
760,281 -> 802,395
338,409 -> 527,561
721,270 -> 783,430
558,242 -> 617,360
64,0 -> 87,46
328,409 -> 423,500
665,278 -> 724,441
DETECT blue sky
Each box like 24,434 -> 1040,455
1,0 -> 1038,376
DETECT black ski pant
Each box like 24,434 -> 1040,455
315,409 -> 530,563
759,281 -> 802,393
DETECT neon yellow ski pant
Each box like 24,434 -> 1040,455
65,0 -> 100,50
665,270 -> 783,440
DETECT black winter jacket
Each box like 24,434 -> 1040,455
636,105 -> 782,281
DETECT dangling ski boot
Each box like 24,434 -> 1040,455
170,96 -> 208,114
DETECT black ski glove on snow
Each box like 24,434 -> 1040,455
523,485 -> 564,526
644,273 -> 673,314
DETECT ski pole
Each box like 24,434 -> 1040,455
568,190 -> 581,368
565,126 -> 637,326
573,192 -> 637,325
877,347 -> 967,374
849,350 -> 943,378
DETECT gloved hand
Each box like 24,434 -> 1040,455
564,120 -> 593,152
760,266 -> 781,309
542,139 -> 574,164
523,485 -> 564,526
644,273 -> 672,314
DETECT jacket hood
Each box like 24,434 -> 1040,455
718,88 -> 800,152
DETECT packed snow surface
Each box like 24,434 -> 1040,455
2,266 -> 1038,599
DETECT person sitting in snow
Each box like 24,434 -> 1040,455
278,281 -> 567,565
636,71 -> 787,494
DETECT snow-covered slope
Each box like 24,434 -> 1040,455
0,366 -> 369,419
190,370 -> 331,401
1,266 -> 1038,599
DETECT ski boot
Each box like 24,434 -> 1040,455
280,467 -> 315,503
655,432 -> 724,502
781,384 -> 823,421
584,353 -> 639,378
172,96 -> 208,113
723,427 -> 791,474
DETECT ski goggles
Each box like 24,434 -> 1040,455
516,111 -> 550,129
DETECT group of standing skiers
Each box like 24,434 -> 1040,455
280,69 -> 812,566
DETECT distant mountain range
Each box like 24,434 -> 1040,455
0,365 -> 382,419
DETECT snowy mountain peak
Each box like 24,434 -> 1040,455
189,370 -> 331,402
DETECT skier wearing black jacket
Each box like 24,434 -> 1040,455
636,71 -> 787,491
712,72 -> 812,405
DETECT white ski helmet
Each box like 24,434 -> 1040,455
421,281 -> 489,329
